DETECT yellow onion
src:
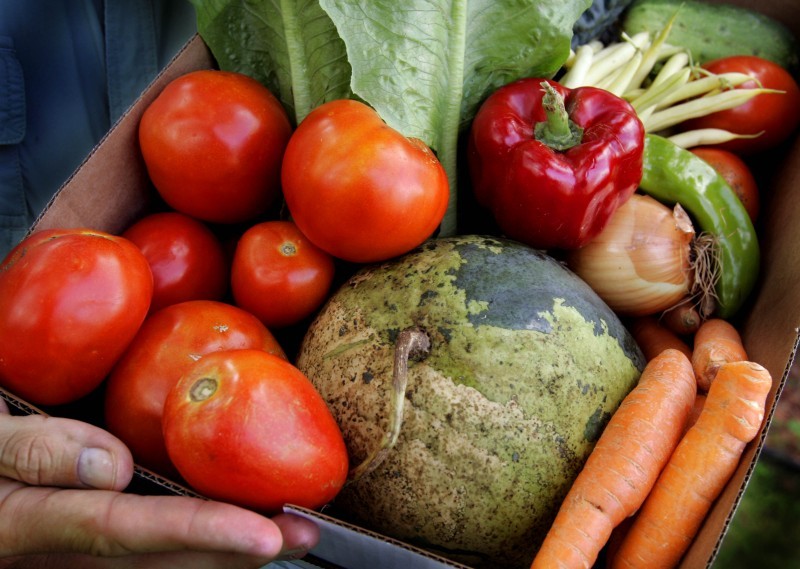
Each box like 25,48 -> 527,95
567,193 -> 695,316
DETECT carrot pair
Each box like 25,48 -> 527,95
606,318 -> 767,568
632,316 -> 749,394
529,349 -> 696,569
530,317 -> 770,569
609,359 -> 772,569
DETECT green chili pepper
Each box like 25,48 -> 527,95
638,134 -> 759,319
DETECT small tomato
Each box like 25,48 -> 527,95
139,70 -> 292,223
122,212 -> 229,313
104,300 -> 285,477
162,349 -> 349,512
281,99 -> 449,263
690,147 -> 760,222
231,221 -> 335,328
0,229 -> 153,405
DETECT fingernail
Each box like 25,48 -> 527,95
78,447 -> 115,489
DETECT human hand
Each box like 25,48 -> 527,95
0,396 -> 320,569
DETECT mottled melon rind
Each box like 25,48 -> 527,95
296,235 -> 644,569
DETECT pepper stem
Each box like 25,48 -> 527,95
534,81 -> 584,151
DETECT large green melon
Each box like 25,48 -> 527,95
296,235 -> 644,568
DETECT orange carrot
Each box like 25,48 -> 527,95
610,360 -> 772,569
691,318 -> 748,392
629,316 -> 692,362
660,301 -> 702,336
529,349 -> 696,569
683,393 -> 706,435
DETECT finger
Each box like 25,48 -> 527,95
0,484 -> 288,560
0,396 -> 9,415
0,414 -> 133,490
271,512 -> 321,560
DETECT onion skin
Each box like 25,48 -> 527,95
567,193 -> 695,316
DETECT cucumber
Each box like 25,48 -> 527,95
621,0 -> 799,73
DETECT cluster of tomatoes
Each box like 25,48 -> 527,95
0,68 -> 451,515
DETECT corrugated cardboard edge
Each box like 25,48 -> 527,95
285,506 -> 473,569
678,117 -> 800,567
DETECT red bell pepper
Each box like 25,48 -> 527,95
467,78 -> 645,250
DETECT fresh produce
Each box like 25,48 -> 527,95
638,134 -> 760,319
162,348 -> 349,512
621,0 -> 799,72
690,147 -> 760,222
566,193 -> 696,316
4,1 -> 791,566
104,300 -> 286,476
281,99 -> 449,263
628,316 -> 693,362
296,235 -> 645,569
467,78 -> 645,250
530,348 -> 696,569
610,360 -> 772,569
122,211 -> 228,314
191,0 -> 591,234
231,220 -> 335,328
686,393 -> 706,433
681,55 -> 800,155
138,69 -> 292,224
691,318 -> 748,392
561,22 -> 783,147
0,229 -> 153,406
660,299 -> 702,336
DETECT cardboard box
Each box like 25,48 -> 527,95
2,1 -> 799,567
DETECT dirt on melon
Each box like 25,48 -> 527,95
296,235 -> 644,568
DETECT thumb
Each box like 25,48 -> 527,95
0,408 -> 133,491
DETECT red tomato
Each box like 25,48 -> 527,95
231,221 -> 335,328
281,99 -> 449,263
0,229 -> 153,405
139,70 -> 292,223
122,212 -> 229,313
162,348 -> 349,512
690,147 -> 760,222
682,56 -> 800,155
104,300 -> 285,476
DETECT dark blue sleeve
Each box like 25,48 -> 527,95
0,0 -> 196,259
0,35 -> 29,255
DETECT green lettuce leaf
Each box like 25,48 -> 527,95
190,0 -> 353,123
190,0 -> 590,234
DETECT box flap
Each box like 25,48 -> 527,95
285,506 -> 471,569
679,134 -> 800,567
30,35 -> 215,236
